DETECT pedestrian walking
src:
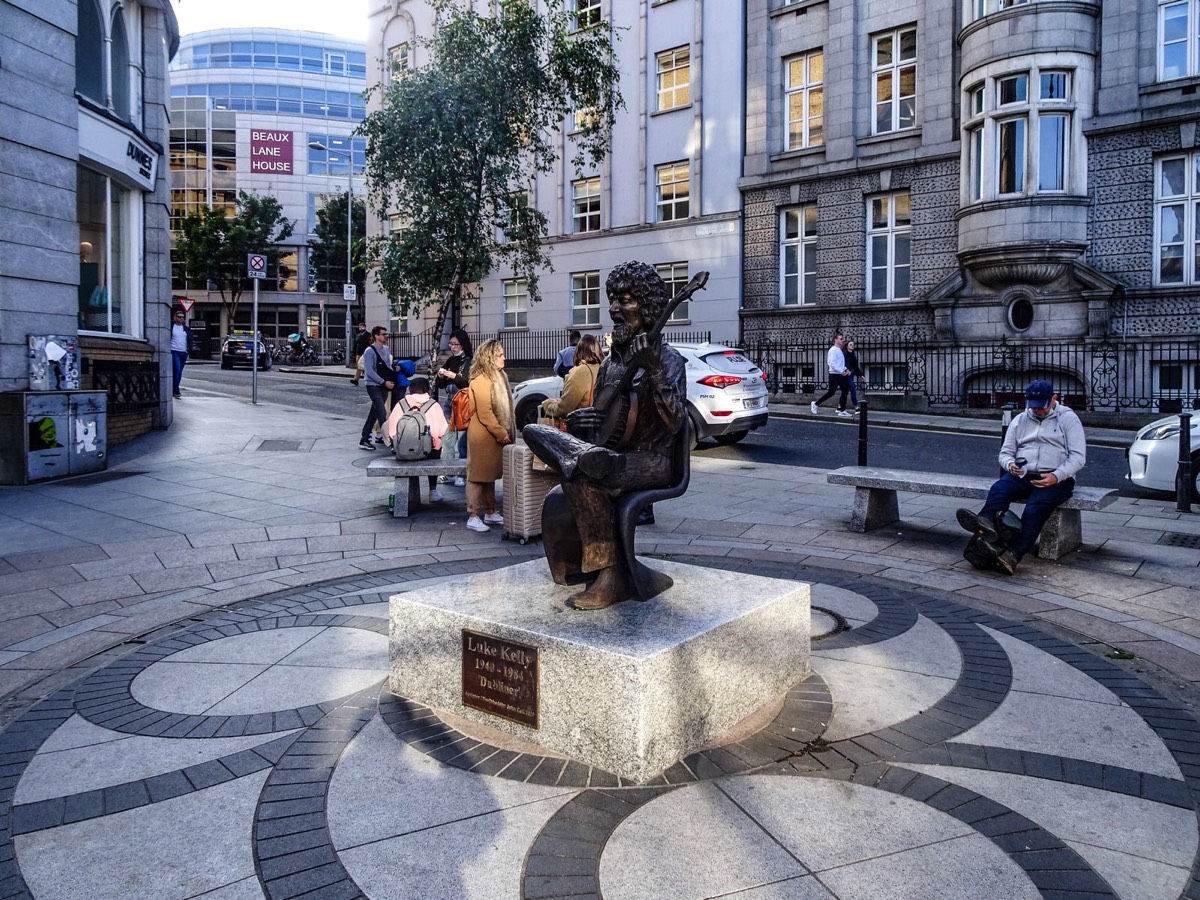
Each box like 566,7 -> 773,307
359,326 -> 394,450
844,339 -> 864,410
464,339 -> 514,532
170,309 -> 191,399
350,323 -> 370,386
811,332 -> 853,417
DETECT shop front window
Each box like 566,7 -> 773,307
78,166 -> 135,335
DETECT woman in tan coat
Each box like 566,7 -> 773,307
540,333 -> 601,425
465,339 -> 515,532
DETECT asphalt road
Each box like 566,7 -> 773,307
183,361 -> 1143,497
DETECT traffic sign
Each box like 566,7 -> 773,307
247,254 -> 267,279
343,284 -> 357,301
178,297 -> 195,314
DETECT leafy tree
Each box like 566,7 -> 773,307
307,192 -> 367,298
358,0 -> 623,344
173,190 -> 295,323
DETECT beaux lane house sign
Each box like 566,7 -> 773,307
461,630 -> 539,728
250,130 -> 293,174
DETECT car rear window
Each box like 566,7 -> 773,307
697,349 -> 759,375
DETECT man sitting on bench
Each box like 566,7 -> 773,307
956,380 -> 1087,575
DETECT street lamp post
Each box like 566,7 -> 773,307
308,141 -> 354,366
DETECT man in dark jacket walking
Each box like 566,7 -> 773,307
350,323 -> 370,385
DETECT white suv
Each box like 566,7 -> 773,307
511,342 -> 769,445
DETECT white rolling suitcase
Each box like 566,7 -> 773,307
502,441 -> 559,544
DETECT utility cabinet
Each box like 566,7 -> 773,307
0,391 -> 107,484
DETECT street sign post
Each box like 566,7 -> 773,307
178,297 -> 195,315
247,254 -> 265,404
343,285 -> 356,366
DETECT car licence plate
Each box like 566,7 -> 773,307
743,397 -> 764,410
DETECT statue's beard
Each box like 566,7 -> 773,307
612,321 -> 635,348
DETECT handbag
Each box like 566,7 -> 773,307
450,387 -> 473,432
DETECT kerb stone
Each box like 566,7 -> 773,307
388,558 -> 810,783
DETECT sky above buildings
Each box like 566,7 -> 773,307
172,0 -> 369,41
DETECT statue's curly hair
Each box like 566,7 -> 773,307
606,261 -> 670,328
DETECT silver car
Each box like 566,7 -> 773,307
511,342 -> 769,445
1126,412 -> 1200,499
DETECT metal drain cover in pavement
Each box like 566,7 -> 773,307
1159,532 -> 1200,549
257,440 -> 302,452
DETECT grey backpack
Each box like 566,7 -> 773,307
393,397 -> 436,461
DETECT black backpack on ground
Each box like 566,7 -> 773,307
962,510 -> 1022,571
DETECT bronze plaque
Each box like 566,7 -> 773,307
461,630 -> 539,728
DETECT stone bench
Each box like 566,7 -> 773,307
367,457 -> 468,518
826,466 -> 1118,560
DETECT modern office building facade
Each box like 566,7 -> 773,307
366,0 -> 746,347
168,28 -> 367,352
0,0 -> 179,447
741,0 -> 1200,414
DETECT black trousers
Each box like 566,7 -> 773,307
816,373 -> 851,410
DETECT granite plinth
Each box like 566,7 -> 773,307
388,558 -> 811,784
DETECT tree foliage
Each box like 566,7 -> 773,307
173,190 -> 295,323
358,0 -> 623,327
307,192 -> 367,297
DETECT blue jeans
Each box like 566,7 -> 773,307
171,350 -> 188,395
848,376 -> 859,408
979,472 -> 1075,559
361,384 -> 390,441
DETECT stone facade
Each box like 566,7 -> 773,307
742,0 -> 1199,412
0,1 -> 179,445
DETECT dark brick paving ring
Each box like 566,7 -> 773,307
71,614 -> 387,739
3,555 -> 1200,900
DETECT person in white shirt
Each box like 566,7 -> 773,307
811,332 -> 853,418
956,380 -> 1087,575
170,310 -> 191,399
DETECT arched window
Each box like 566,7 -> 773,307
111,8 -> 131,121
75,0 -> 105,102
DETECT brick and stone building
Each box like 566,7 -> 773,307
741,0 -> 1200,414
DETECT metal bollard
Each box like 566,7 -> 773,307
999,402 -> 1016,476
857,400 -> 869,467
1177,411 -> 1193,513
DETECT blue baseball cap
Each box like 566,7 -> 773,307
1024,380 -> 1054,408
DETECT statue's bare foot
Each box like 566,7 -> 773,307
569,567 -> 629,610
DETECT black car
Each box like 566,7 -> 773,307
220,332 -> 272,370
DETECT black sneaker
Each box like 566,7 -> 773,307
358,439 -> 375,451
955,508 -> 999,542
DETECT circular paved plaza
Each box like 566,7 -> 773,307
2,555 -> 1198,899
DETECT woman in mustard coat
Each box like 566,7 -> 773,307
540,333 -> 601,425
465,339 -> 515,532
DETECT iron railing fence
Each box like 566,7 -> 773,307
390,328 -> 713,369
732,336 -> 1200,414
87,360 -> 160,412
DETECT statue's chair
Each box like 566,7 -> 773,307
541,419 -> 691,600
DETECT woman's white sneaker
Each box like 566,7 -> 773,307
483,512 -> 504,525
430,489 -> 443,502
454,477 -> 466,487
466,516 -> 489,532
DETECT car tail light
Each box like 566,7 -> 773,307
697,375 -> 742,388
711,410 -> 733,417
